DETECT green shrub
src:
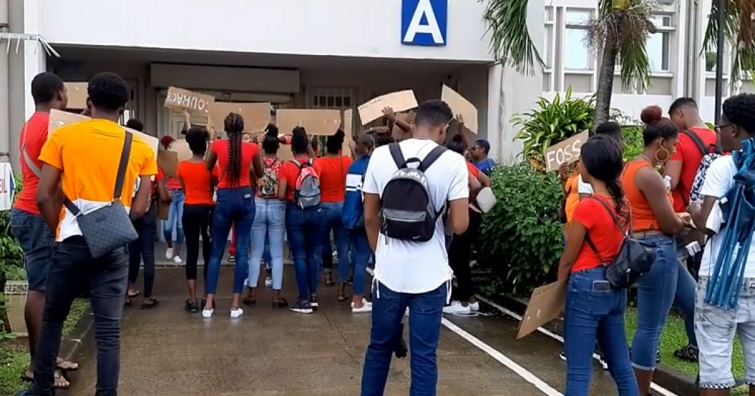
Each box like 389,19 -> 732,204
0,174 -> 24,292
512,86 -> 595,167
476,164 -> 564,295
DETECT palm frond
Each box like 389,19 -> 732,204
481,0 -> 545,76
704,0 -> 755,83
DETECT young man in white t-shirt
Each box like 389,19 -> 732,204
360,100 -> 470,395
691,93 -> 755,395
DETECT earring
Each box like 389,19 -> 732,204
655,147 -> 671,163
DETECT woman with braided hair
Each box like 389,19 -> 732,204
203,112 -> 263,318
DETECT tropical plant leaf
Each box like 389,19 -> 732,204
480,0 -> 545,75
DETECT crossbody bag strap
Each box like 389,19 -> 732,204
21,122 -> 43,178
583,196 -> 629,264
680,130 -> 707,157
63,131 -> 134,217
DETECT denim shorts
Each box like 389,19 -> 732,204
9,209 -> 55,292
695,277 -> 755,389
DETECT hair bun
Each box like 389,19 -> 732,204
640,105 -> 663,125
451,132 -> 464,143
265,123 -> 278,137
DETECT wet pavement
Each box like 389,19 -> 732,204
60,267 -> 673,396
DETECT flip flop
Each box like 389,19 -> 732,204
127,290 -> 140,298
56,358 -> 79,371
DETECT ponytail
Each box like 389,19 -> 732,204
224,112 -> 244,186
605,179 -> 628,224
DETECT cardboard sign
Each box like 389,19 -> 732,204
358,90 -> 418,125
0,162 -> 15,211
276,109 -> 342,136
168,139 -> 193,162
48,110 -> 159,159
64,82 -> 88,110
208,102 -> 271,135
517,280 -> 567,339
343,109 -> 353,136
441,85 -> 478,134
157,150 -> 179,178
164,87 -> 215,114
544,131 -> 589,171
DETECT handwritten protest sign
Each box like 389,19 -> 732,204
358,90 -> 418,125
208,102 -> 271,135
441,85 -> 478,134
544,131 -> 589,171
164,86 -> 215,114
517,280 -> 567,339
157,150 -> 179,178
276,109 -> 342,136
48,110 -> 159,159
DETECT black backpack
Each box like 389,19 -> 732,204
584,197 -> 656,289
380,143 -> 447,242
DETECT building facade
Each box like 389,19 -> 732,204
0,0 -> 750,172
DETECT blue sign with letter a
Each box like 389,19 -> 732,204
401,0 -> 448,47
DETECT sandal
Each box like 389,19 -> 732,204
141,298 -> 160,309
127,289 -> 140,298
56,358 -> 79,371
272,298 -> 289,309
337,294 -> 348,302
21,369 -> 70,389
243,295 -> 256,306
124,297 -> 132,307
324,273 -> 335,287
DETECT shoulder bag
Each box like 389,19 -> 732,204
63,132 -> 139,258
584,197 -> 656,288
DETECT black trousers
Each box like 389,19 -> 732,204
448,209 -> 483,301
182,204 -> 213,280
128,203 -> 157,297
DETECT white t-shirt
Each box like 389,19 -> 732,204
577,174 -> 594,195
362,138 -> 469,294
699,155 -> 755,278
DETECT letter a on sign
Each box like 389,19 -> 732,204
401,0 -> 447,46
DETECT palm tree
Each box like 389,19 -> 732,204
482,0 -> 755,128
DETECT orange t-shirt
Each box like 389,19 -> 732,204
165,175 -> 182,190
571,195 -> 628,272
211,139 -> 259,189
670,127 -> 718,212
279,157 -> 320,202
14,112 -> 50,215
564,174 -> 580,224
314,156 -> 352,203
466,161 -> 480,178
178,160 -> 219,205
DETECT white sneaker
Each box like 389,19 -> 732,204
243,278 -> 249,287
351,299 -> 372,313
265,277 -> 273,288
469,302 -> 480,312
173,255 -> 183,264
165,248 -> 174,260
201,308 -> 214,318
443,301 -> 472,315
230,307 -> 244,319
366,266 -> 375,276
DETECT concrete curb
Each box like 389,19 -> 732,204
490,293 -> 697,396
58,304 -> 95,365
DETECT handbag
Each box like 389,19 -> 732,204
584,197 -> 656,289
63,132 -> 139,258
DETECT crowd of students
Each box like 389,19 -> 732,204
558,95 -> 755,396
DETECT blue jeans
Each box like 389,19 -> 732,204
249,198 -> 285,290
163,189 -> 185,245
262,235 -> 272,266
9,209 -> 55,292
631,234 -> 678,370
316,202 -> 351,282
286,203 -> 322,301
128,203 -> 157,298
361,282 -> 447,396
350,228 -> 370,296
674,257 -> 697,347
564,268 -> 638,395
31,236 -> 127,396
206,188 -> 255,294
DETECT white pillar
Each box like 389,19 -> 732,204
486,63 -> 503,162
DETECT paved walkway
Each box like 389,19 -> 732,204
60,267 -> 670,396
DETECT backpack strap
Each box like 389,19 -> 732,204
418,146 -> 447,172
680,130 -> 707,157
389,143 -> 406,169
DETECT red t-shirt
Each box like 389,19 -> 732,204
670,127 -> 717,212
279,157 -> 320,202
165,175 -> 182,190
14,112 -> 49,215
466,161 -> 480,178
313,156 -> 352,202
211,139 -> 259,189
571,195 -> 628,273
178,161 -> 219,205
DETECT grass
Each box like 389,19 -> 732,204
624,308 -> 750,395
0,298 -> 90,396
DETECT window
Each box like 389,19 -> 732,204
310,87 -> 353,109
564,10 -> 592,70
544,25 -> 553,68
647,15 -> 673,72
